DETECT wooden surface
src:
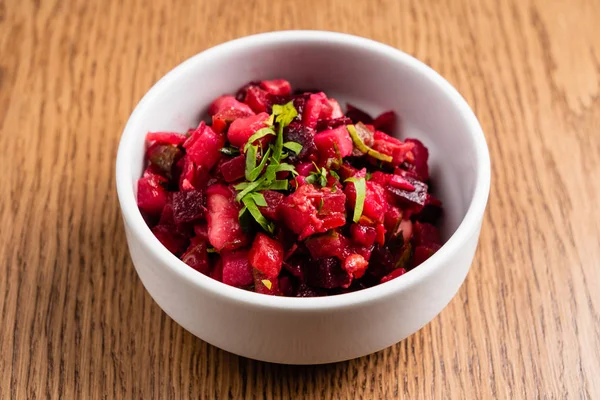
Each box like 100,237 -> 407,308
1,0 -> 599,398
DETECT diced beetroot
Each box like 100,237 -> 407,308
345,181 -> 388,222
380,267 -> 407,284
295,283 -> 326,297
221,250 -> 254,288
296,162 -> 316,176
411,244 -> 441,268
280,185 -> 346,240
193,224 -> 208,240
350,224 -> 377,247
346,104 -> 373,124
405,138 -> 429,181
371,131 -> 415,166
305,230 -> 349,260
210,259 -> 223,282
338,163 -> 359,180
181,236 -> 210,274
283,122 -> 316,162
327,98 -> 344,118
151,225 -> 189,255
302,92 -> 328,129
178,156 -> 209,191
384,206 -> 402,237
248,233 -> 284,278
278,276 -> 294,297
258,190 -> 285,221
387,177 -> 428,211
305,257 -> 351,289
343,254 -> 368,278
253,269 -> 281,295
314,125 -> 353,162
412,221 -> 442,247
208,95 -> 254,116
227,112 -> 271,149
137,173 -> 168,216
369,171 -> 391,186
244,86 -> 270,113
372,111 -> 396,134
159,199 -> 175,225
315,117 -> 353,132
206,184 -> 247,251
220,155 -> 246,182
146,131 -> 187,146
389,174 -> 416,191
184,122 -> 224,171
283,257 -> 305,281
211,108 -> 255,134
171,189 -> 204,224
413,194 -> 444,224
260,79 -> 292,96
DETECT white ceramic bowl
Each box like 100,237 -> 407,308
116,31 -> 490,365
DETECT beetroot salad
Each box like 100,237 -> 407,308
136,79 -> 443,297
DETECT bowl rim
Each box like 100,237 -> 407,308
116,30 -> 491,311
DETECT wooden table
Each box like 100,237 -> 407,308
2,0 -> 599,398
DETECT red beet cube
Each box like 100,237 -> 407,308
305,257 -> 351,289
244,86 -> 270,113
210,259 -> 223,282
220,155 -> 246,183
258,190 -> 285,221
350,224 -> 377,247
181,236 -> 210,274
314,125 -> 353,162
249,233 -> 284,278
172,189 -> 205,224
346,103 -> 373,124
259,79 -> 292,96
227,112 -> 271,148
253,269 -> 281,295
222,250 -> 254,287
305,230 -> 349,260
208,95 -> 254,116
387,177 -> 428,211
193,224 -> 208,240
206,184 -> 247,251
280,185 -> 346,240
137,173 -> 168,216
383,206 -> 403,237
184,122 -> 225,171
380,267 -> 407,284
343,254 -> 368,278
371,131 -> 415,166
146,131 -> 187,146
302,92 -> 328,129
372,110 -> 396,134
151,225 -> 189,255
405,138 -> 429,181
412,221 -> 442,247
411,244 -> 441,268
344,180 -> 388,223
327,98 -> 344,118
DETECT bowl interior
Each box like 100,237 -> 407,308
124,34 -> 481,243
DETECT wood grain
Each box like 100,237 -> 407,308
1,0 -> 599,398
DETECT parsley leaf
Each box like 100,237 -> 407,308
220,146 -> 240,156
244,127 -> 276,152
242,195 -> 274,233
345,176 -> 366,223
347,123 -> 393,162
283,141 -> 303,155
247,148 -> 271,182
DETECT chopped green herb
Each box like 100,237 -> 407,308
317,198 -> 325,212
244,127 -> 276,152
283,141 -> 303,155
245,145 -> 258,181
345,176 -> 366,223
207,246 -> 217,253
242,195 -> 274,233
247,148 -> 271,182
266,179 -> 289,191
347,123 -> 393,162
248,192 -> 268,207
